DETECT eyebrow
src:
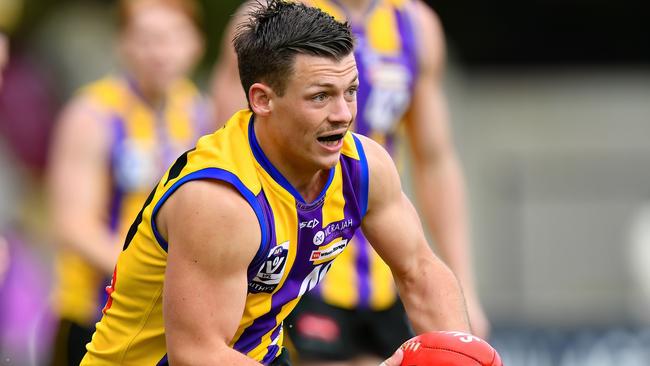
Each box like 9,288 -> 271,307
309,74 -> 359,88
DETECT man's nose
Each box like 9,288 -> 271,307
328,95 -> 353,124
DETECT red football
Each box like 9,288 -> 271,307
400,331 -> 502,366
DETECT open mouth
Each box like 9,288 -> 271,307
317,133 -> 345,146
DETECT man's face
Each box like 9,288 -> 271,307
119,2 -> 201,93
0,34 -> 8,89
268,53 -> 358,171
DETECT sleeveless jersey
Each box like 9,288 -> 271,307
54,75 -> 210,326
81,110 -> 369,365
308,0 -> 418,310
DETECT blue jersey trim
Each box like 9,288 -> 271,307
150,168 -> 270,272
248,116 -> 335,205
352,134 -> 369,217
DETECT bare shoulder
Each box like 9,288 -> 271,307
409,0 -> 443,30
407,0 -> 446,71
158,179 -> 261,265
55,93 -> 110,146
50,93 -> 112,164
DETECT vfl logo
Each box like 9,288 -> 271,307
300,218 -> 319,229
249,241 -> 290,294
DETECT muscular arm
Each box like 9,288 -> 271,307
403,0 -> 489,338
359,135 -> 469,334
158,180 -> 263,365
47,96 -> 121,274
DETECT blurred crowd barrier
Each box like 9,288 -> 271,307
492,327 -> 650,366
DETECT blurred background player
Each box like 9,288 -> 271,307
0,28 -> 9,340
0,31 -> 8,88
46,0 -> 209,364
211,0 -> 488,365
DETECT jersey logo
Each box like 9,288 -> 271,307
114,140 -> 158,191
313,231 -> 325,245
298,262 -> 332,297
300,218 -> 320,229
249,241 -> 290,294
310,239 -> 348,263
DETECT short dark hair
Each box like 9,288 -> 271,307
233,0 -> 354,102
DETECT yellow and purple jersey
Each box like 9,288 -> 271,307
82,110 -> 370,365
308,0 -> 418,310
53,75 -> 210,326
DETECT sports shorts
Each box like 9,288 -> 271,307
285,294 -> 413,361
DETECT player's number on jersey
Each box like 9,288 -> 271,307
365,88 -> 410,132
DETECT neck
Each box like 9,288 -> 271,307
128,76 -> 166,109
253,118 -> 330,203
334,0 -> 374,17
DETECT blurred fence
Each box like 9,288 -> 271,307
492,327 -> 650,366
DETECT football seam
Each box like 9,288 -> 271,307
418,345 -> 489,365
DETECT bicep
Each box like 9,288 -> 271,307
161,180 -> 260,360
362,191 -> 429,277
359,136 -> 431,276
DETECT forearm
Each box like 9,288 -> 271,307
413,154 -> 477,295
413,155 -> 490,337
394,249 -> 470,334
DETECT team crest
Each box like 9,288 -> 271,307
249,241 -> 290,293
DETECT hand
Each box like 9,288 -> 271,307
379,348 -> 403,366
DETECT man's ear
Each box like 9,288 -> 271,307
249,83 -> 274,116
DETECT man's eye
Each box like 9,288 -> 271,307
312,93 -> 327,102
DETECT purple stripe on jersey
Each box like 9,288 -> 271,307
234,202 -> 326,356
98,114 -> 128,320
234,143 -> 367,359
156,354 -> 168,366
394,5 -> 419,76
354,232 -> 371,308
340,153 -> 370,307
261,324 -> 283,365
248,190 -> 276,283
262,346 -> 280,365
108,114 -> 127,233
352,135 -> 369,216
